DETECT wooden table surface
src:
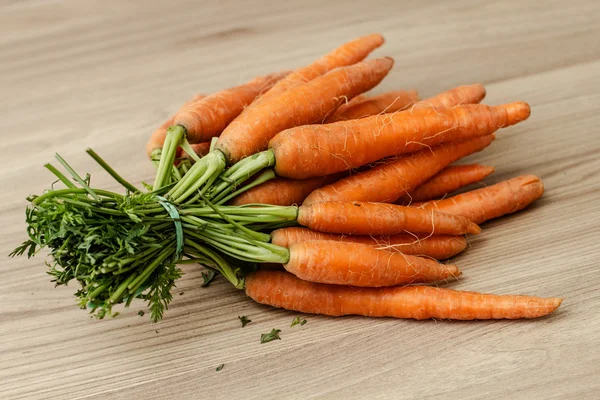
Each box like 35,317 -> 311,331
1,0 -> 599,399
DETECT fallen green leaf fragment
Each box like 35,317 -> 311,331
238,315 -> 251,327
291,316 -> 307,327
260,329 -> 281,343
216,364 -> 224,371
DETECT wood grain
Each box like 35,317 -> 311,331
1,0 -> 600,399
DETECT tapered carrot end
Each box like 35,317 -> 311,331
468,83 -> 486,103
482,165 -> 496,176
503,101 -> 531,126
367,33 -> 385,46
467,221 -> 482,235
536,297 -> 563,318
447,264 -> 462,278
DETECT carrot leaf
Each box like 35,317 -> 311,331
238,315 -> 251,327
260,329 -> 282,344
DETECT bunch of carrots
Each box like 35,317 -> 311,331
143,33 -> 561,321
14,34 -> 561,322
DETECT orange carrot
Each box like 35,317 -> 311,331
303,135 -> 495,205
398,164 -> 495,203
414,175 -> 544,224
252,34 -> 385,105
216,57 -> 395,163
271,227 -> 468,260
297,201 -> 480,236
326,94 -> 369,121
146,94 -> 205,158
284,241 -> 460,287
245,270 -> 563,320
270,102 -> 529,179
411,84 -> 486,110
325,89 -> 419,122
229,174 -> 343,206
173,71 -> 288,145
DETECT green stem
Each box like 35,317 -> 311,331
214,169 -> 276,205
54,154 -> 100,201
86,149 -> 140,193
45,164 -> 76,188
184,240 -> 244,288
153,125 -> 185,190
208,150 -> 275,200
169,150 -> 227,203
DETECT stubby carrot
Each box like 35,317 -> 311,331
411,84 -> 486,110
270,102 -> 529,179
297,201 -> 480,236
146,94 -> 205,159
399,164 -> 495,204
414,175 -> 544,224
229,174 -> 343,206
284,241 -> 460,287
173,71 -> 288,145
251,34 -> 385,106
271,227 -> 468,260
325,89 -> 419,122
303,135 -> 495,205
245,270 -> 563,320
216,57 -> 395,163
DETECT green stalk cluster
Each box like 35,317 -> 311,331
11,128 -> 297,321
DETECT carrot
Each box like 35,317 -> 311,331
325,89 -> 419,122
284,241 -> 460,287
413,175 -> 544,224
411,84 -> 486,110
216,57 -> 395,163
271,227 -> 468,260
270,102 -> 529,179
303,135 -> 495,205
173,71 -> 288,145
146,94 -> 205,158
245,270 -> 563,320
229,174 -> 343,206
297,201 -> 480,235
251,34 -> 385,106
326,94 -> 368,121
398,164 -> 495,203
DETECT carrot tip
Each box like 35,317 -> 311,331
468,222 -> 482,235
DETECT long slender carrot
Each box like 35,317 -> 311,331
283,241 -> 460,287
216,57 -> 395,163
398,164 -> 495,204
271,227 -> 468,260
146,94 -> 205,158
229,174 -> 343,206
270,102 -> 529,179
325,89 -> 419,122
245,270 -> 563,320
411,84 -> 486,110
303,135 -> 495,205
297,201 -> 480,235
414,175 -> 544,224
250,34 -> 385,106
173,71 -> 288,145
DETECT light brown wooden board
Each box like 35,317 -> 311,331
1,0 -> 599,398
